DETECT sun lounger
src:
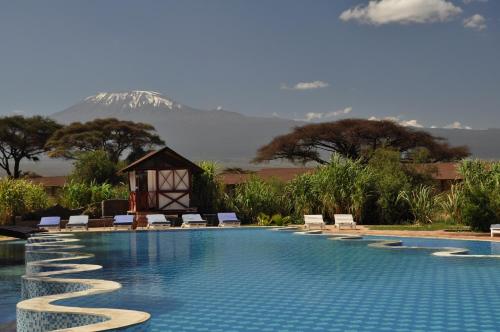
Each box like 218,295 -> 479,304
66,215 -> 89,231
181,214 -> 207,228
334,214 -> 357,230
38,216 -> 61,231
147,214 -> 171,229
304,215 -> 325,230
491,224 -> 500,237
217,212 -> 241,227
114,215 -> 134,230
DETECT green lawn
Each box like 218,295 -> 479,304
367,222 -> 470,232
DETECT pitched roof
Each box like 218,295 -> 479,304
221,163 -> 462,186
28,176 -> 67,187
221,168 -> 313,185
412,162 -> 462,180
120,146 -> 203,173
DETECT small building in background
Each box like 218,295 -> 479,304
221,167 -> 313,190
412,162 -> 462,191
120,146 -> 203,216
221,163 -> 462,191
28,176 -> 67,197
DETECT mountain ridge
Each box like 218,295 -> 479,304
47,90 -> 500,173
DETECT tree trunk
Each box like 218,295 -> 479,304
13,159 -> 21,178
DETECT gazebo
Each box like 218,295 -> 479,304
120,146 -> 203,217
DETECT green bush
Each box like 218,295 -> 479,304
61,180 -> 126,210
70,150 -> 125,185
284,173 -> 320,218
459,160 -> 500,231
0,178 -> 49,224
228,176 -> 288,224
368,149 -> 413,224
192,161 -> 226,214
256,213 -> 291,226
315,155 -> 375,222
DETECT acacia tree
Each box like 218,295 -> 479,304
0,116 -> 62,178
254,119 -> 470,164
46,118 -> 165,162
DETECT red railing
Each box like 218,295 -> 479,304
129,192 -> 151,211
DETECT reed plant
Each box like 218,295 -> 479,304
397,185 -> 439,224
229,176 -> 288,223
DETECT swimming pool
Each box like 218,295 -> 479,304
0,239 -> 26,329
22,229 -> 495,331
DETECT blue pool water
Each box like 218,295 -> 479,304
49,229 -> 500,331
0,239 -> 26,327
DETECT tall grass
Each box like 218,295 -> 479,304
0,178 -> 49,224
228,176 -> 288,223
439,184 -> 464,224
311,154 -> 373,222
398,185 -> 439,224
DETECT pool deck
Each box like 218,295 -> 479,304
323,225 -> 500,242
7,225 -> 498,242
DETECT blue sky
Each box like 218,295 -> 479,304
0,0 -> 498,129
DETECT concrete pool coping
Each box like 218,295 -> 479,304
17,233 -> 150,332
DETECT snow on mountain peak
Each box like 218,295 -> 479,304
84,90 -> 182,110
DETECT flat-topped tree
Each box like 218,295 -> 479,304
46,118 -> 165,162
254,119 -> 470,165
0,115 -> 63,178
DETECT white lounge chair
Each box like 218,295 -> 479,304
66,215 -> 89,231
334,214 -> 357,230
304,215 -> 326,230
217,212 -> 241,227
38,216 -> 61,231
182,214 -> 207,228
114,215 -> 134,230
147,214 -> 171,229
491,224 -> 500,237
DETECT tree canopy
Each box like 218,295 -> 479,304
0,115 -> 62,178
69,150 -> 126,185
254,119 -> 470,164
46,118 -> 165,162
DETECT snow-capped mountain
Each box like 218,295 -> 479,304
50,91 -> 299,166
52,91 -> 192,122
84,91 -> 182,110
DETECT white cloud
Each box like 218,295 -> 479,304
281,80 -> 329,90
271,112 -> 280,118
215,106 -> 223,111
369,116 -> 424,128
399,119 -> 424,127
298,106 -> 353,122
303,112 -> 325,121
327,106 -> 353,117
340,0 -> 462,25
463,14 -> 487,31
369,116 -> 473,129
443,121 -> 472,129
